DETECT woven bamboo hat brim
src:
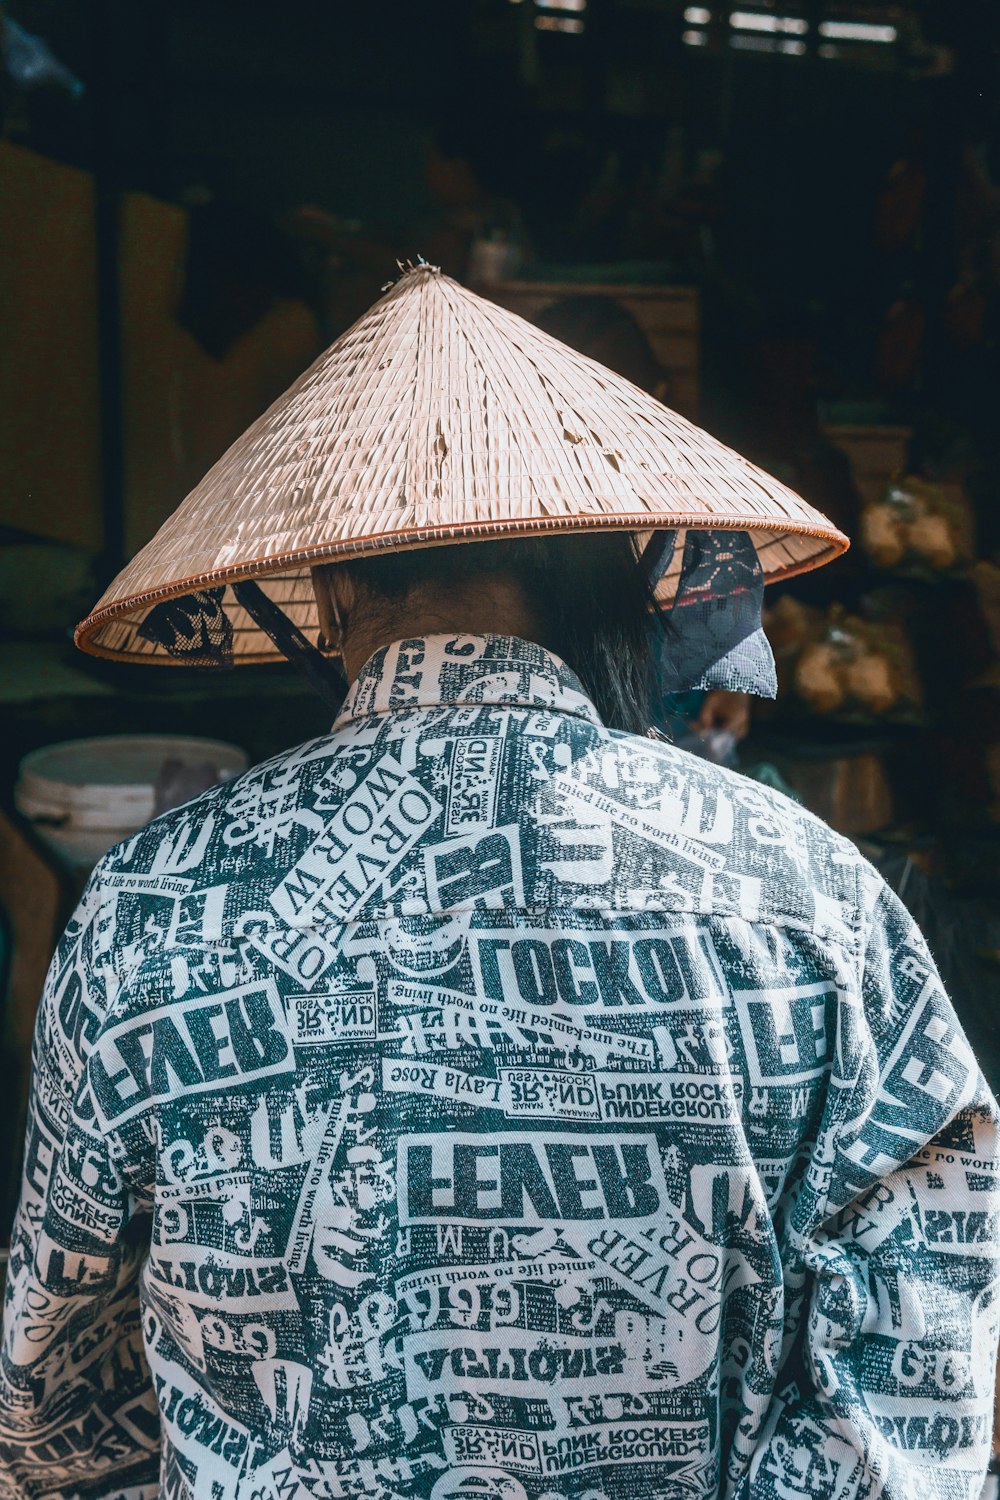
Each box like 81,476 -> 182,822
76,263 -> 848,665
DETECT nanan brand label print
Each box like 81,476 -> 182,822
445,735 -> 504,833
2,632 -> 998,1500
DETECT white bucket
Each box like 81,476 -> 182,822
15,734 -> 248,869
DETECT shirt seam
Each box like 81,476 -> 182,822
332,699 -> 604,734
809,857 -> 875,1229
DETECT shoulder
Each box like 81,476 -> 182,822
592,723 -> 857,863
94,731 -> 339,900
569,724 -> 862,935
81,734 -> 349,995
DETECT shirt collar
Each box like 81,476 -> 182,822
333,634 -> 603,729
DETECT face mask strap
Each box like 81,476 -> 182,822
232,579 -> 347,714
638,529 -> 677,587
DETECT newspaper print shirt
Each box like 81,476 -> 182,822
2,633 -> 999,1500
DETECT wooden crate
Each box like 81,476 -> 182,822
0,142 -> 321,557
484,281 -> 700,421
820,423 -> 912,509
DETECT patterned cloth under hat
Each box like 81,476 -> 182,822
74,263 -> 848,701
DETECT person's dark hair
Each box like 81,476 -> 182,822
341,534 -> 663,735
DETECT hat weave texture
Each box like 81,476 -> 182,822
76,264 -> 847,664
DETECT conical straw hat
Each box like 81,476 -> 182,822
76,264 -> 848,665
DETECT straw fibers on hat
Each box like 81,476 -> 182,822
76,263 -> 848,666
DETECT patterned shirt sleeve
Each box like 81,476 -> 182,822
0,869 -> 160,1500
739,861 -> 1000,1499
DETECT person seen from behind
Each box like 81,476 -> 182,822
1,266 -> 998,1500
